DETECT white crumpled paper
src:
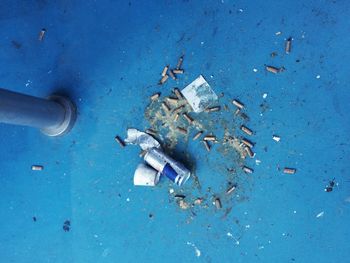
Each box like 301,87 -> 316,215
181,75 -> 218,113
124,128 -> 160,150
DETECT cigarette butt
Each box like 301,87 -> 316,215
177,126 -> 187,135
169,69 -> 176,80
159,74 -> 169,85
205,106 -> 220,112
232,99 -> 244,109
172,104 -> 185,113
161,65 -> 169,77
244,146 -> 255,158
285,37 -> 292,54
176,56 -> 184,69
193,131 -> 203,140
283,168 -> 296,174
226,185 -> 236,195
203,135 -> 216,141
150,92 -> 160,101
243,166 -> 253,174
234,108 -> 241,115
194,198 -> 203,205
174,88 -> 183,99
183,113 -> 193,124
174,113 -> 180,121
239,112 -> 250,121
241,125 -> 253,136
214,198 -> 222,209
203,140 -> 211,152
115,136 -> 125,147
162,102 -> 170,112
38,28 -> 46,41
31,165 -> 43,171
166,97 -> 178,104
242,138 -> 254,148
146,129 -> 157,136
139,150 -> 147,157
265,65 -> 280,74
173,69 -> 184,74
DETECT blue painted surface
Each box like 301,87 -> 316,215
1,0 -> 350,262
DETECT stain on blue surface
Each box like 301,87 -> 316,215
0,0 -> 350,262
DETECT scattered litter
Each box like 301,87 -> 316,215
203,135 -> 216,141
193,131 -> 203,141
173,69 -> 184,74
161,101 -> 170,112
25,80 -> 31,87
150,92 -> 160,101
173,88 -> 183,99
316,75 -> 321,79
283,168 -> 296,174
194,198 -> 203,205
244,146 -> 255,158
38,28 -> 46,41
31,165 -> 43,171
181,75 -> 218,113
169,188 -> 175,194
182,113 -> 194,124
241,138 -> 254,148
324,179 -> 335,192
169,69 -> 176,80
253,68 -> 258,72
232,99 -> 244,109
285,37 -> 292,54
243,166 -> 253,174
144,147 -> 191,186
161,65 -> 169,77
265,65 -> 284,74
272,135 -> 281,142
145,128 -> 157,137
255,159 -> 261,165
186,242 -> 201,257
275,31 -> 282,35
124,128 -> 160,150
203,140 -> 211,152
176,126 -> 188,135
176,56 -> 184,69
226,185 -> 236,195
214,197 -> 222,209
240,125 -> 253,136
133,163 -> 160,186
316,211 -> 324,218
262,93 -> 268,99
205,106 -> 221,112
126,198 -> 130,202
178,199 -> 190,210
159,74 -> 169,85
62,220 -> 70,232
238,8 -> 243,12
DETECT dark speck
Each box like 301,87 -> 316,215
296,59 -> 300,63
11,40 -> 22,49
149,213 -> 153,218
33,217 -> 37,222
325,186 -> 333,192
63,220 -> 71,232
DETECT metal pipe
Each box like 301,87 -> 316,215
0,88 -> 76,136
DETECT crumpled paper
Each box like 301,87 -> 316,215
124,128 -> 160,150
181,75 -> 218,113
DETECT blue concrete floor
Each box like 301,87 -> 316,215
1,0 -> 350,262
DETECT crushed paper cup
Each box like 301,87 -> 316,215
133,163 -> 160,186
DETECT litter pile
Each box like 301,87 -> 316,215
115,52 -> 298,214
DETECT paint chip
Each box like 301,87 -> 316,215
316,211 -> 324,218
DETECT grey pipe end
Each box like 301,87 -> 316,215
41,95 -> 77,136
